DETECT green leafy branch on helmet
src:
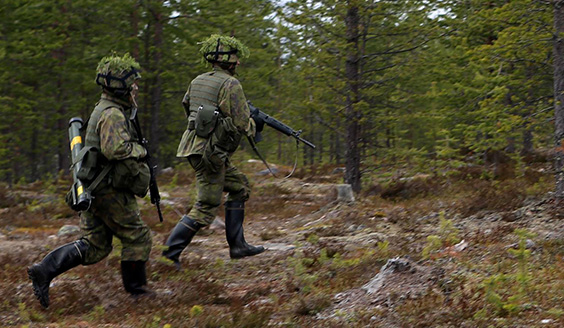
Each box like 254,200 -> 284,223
199,34 -> 250,64
97,52 -> 141,74
96,52 -> 141,92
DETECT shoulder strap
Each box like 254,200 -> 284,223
86,164 -> 112,192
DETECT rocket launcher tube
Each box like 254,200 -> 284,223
68,117 -> 92,211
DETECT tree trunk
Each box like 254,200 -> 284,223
149,7 -> 163,160
521,128 -> 534,157
344,2 -> 361,192
554,0 -> 564,197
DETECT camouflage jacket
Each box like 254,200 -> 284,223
95,94 -> 146,161
176,67 -> 255,158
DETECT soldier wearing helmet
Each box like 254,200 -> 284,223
162,34 -> 264,267
28,53 -> 153,308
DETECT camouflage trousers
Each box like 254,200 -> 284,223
187,155 -> 251,225
79,189 -> 152,264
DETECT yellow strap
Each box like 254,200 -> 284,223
70,136 -> 82,150
77,185 -> 83,196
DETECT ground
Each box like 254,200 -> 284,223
0,159 -> 562,327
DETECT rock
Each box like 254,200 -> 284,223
453,239 -> 468,252
506,239 -> 536,251
256,167 -> 279,176
331,167 -> 345,175
264,243 -> 295,252
362,257 -> 414,295
57,225 -> 81,237
336,184 -> 355,203
209,217 -> 225,231
160,167 -> 174,174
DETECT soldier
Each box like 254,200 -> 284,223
28,53 -> 153,308
162,34 -> 265,267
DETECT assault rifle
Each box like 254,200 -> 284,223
248,101 -> 316,149
130,108 -> 163,222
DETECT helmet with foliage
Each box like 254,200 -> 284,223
95,52 -> 141,96
199,34 -> 250,65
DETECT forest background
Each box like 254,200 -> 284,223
1,0 -> 563,193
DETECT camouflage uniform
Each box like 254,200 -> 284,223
80,93 -> 152,264
28,53 -> 153,309
163,35 -> 264,264
176,67 -> 254,225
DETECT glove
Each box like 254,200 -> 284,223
250,105 -> 265,133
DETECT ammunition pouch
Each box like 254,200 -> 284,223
211,116 -> 240,153
111,159 -> 150,197
194,104 -> 219,138
75,146 -> 100,181
201,117 -> 241,173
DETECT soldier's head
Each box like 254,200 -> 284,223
199,34 -> 249,73
95,52 -> 141,98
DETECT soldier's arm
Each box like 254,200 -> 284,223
97,107 -> 147,161
182,84 -> 191,117
218,78 -> 252,134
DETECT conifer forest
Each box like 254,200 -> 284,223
0,1 -> 563,327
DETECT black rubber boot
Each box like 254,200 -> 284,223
121,260 -> 154,296
27,240 -> 88,308
225,201 -> 265,259
162,215 -> 202,267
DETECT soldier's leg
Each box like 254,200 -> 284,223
27,240 -> 89,308
224,163 -> 264,259
100,191 -> 152,295
163,155 -> 224,265
27,199 -> 113,309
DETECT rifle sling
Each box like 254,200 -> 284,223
247,136 -> 300,179
247,136 -> 278,178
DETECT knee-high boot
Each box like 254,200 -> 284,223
162,215 -> 202,266
225,201 -> 265,259
121,260 -> 154,296
27,240 -> 88,308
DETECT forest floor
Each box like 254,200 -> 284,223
0,158 -> 563,327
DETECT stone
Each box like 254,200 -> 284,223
57,225 -> 81,237
362,257 -> 414,295
336,184 -> 355,203
256,167 -> 279,176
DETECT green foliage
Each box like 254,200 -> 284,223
190,305 -> 203,318
0,0 -> 559,192
87,305 -> 106,322
422,211 -> 461,259
96,52 -> 140,74
199,34 -> 250,63
481,229 -> 536,316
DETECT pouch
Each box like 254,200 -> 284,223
195,104 -> 219,138
111,159 -> 150,197
211,116 -> 241,153
75,146 -> 100,181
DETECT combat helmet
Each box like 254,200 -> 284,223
95,52 -> 141,97
199,34 -> 250,65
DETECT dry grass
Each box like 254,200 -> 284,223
0,159 -> 561,327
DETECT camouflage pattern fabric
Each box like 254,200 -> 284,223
79,93 -> 151,264
96,95 -> 146,160
177,67 -> 254,225
80,190 -> 152,264
187,155 -> 250,225
177,67 -> 254,158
